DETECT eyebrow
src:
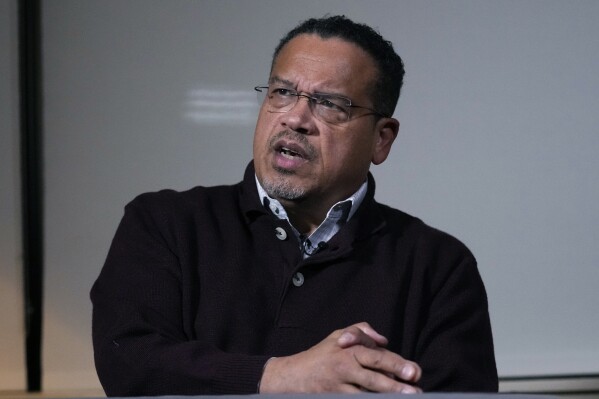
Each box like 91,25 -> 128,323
268,76 -> 351,100
268,76 -> 294,87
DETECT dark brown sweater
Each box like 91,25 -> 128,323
91,162 -> 498,396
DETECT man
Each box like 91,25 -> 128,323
91,15 -> 498,396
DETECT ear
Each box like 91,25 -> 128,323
371,117 -> 399,165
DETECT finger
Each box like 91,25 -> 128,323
353,322 -> 389,347
339,383 -> 365,393
337,322 -> 388,348
348,364 -> 422,394
337,326 -> 379,349
351,346 -> 422,384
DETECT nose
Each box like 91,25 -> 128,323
280,96 -> 316,134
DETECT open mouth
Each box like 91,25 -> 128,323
269,132 -> 316,164
279,146 -> 303,159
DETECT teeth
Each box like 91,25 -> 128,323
280,147 -> 300,158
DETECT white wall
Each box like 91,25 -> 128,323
40,0 -> 599,390
0,0 -> 26,391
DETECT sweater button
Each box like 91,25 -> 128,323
275,227 -> 287,240
292,272 -> 304,287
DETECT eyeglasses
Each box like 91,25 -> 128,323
254,85 -> 388,124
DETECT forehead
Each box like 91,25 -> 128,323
271,34 -> 378,96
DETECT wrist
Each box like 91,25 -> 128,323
257,357 -> 277,393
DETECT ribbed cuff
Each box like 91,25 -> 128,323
211,354 -> 271,394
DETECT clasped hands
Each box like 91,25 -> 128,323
259,322 -> 422,393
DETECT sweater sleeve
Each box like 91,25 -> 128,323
416,249 -> 498,392
90,196 -> 269,396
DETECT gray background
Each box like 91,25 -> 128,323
0,0 -> 25,390
1,0 -> 598,391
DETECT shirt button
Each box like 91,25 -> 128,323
292,272 -> 304,287
275,227 -> 287,240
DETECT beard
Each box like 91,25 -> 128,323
259,130 -> 318,201
260,170 -> 307,201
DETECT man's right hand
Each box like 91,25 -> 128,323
258,322 -> 422,394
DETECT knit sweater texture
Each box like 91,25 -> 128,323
91,162 -> 498,396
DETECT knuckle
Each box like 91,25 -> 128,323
363,373 -> 377,389
333,358 -> 351,376
345,325 -> 361,336
371,351 -> 385,368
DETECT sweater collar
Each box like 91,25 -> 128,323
239,161 -> 386,241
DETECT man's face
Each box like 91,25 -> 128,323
253,34 -> 398,209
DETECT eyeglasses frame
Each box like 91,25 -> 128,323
254,85 -> 389,123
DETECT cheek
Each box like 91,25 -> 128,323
253,112 -> 273,151
321,138 -> 359,171
336,132 -> 375,159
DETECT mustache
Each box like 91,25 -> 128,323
268,130 -> 318,160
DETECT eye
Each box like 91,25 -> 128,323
271,87 -> 296,97
315,96 -> 348,114
317,98 -> 338,109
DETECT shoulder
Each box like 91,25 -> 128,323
378,202 -> 471,252
113,183 -> 247,250
373,202 -> 477,278
374,202 -> 486,301
127,183 -> 241,216
117,183 -> 248,238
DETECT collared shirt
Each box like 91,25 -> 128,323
255,176 -> 368,257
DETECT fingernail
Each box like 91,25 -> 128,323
401,365 -> 415,380
401,386 -> 418,394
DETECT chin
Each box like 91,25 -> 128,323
261,174 -> 307,201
